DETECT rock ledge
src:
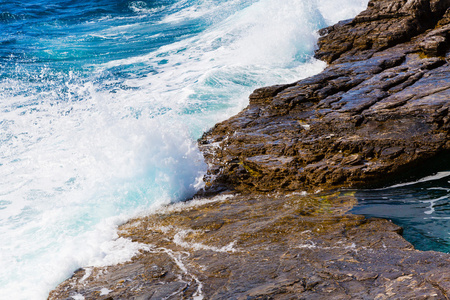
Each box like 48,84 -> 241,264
199,0 -> 450,194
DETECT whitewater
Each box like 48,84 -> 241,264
1,0 -> 378,298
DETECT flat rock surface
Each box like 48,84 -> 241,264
48,193 -> 450,300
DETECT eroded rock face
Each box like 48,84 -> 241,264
316,0 -> 450,63
199,0 -> 450,194
48,193 -> 450,300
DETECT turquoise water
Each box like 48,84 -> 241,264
353,167 -> 450,253
0,0 -> 382,298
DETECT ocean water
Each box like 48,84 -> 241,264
352,166 -> 450,254
0,0 -> 392,298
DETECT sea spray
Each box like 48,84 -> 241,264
0,0 -> 369,298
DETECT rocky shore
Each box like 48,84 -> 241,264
49,0 -> 450,299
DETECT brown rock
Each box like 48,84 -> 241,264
315,0 -> 450,63
48,193 -> 450,300
198,0 -> 450,195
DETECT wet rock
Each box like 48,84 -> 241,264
315,0 -> 450,63
199,0 -> 450,194
48,193 -> 450,300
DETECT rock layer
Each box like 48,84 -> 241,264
316,0 -> 450,63
199,0 -> 450,194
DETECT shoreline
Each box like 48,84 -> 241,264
49,0 -> 450,298
49,191 -> 450,299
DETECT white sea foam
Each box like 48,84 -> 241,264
174,229 -> 238,253
0,0 -> 370,299
317,0 -> 369,24
422,195 -> 449,215
158,247 -> 205,299
129,1 -> 167,14
377,171 -> 450,190
100,288 -> 112,296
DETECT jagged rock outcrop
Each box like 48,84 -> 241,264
316,0 -> 450,63
199,0 -> 450,194
49,1 -> 450,299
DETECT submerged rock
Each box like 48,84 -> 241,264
49,0 -> 450,299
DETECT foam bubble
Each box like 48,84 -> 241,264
129,1 -> 166,15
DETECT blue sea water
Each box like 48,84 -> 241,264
352,170 -> 450,253
10,0 -> 450,298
